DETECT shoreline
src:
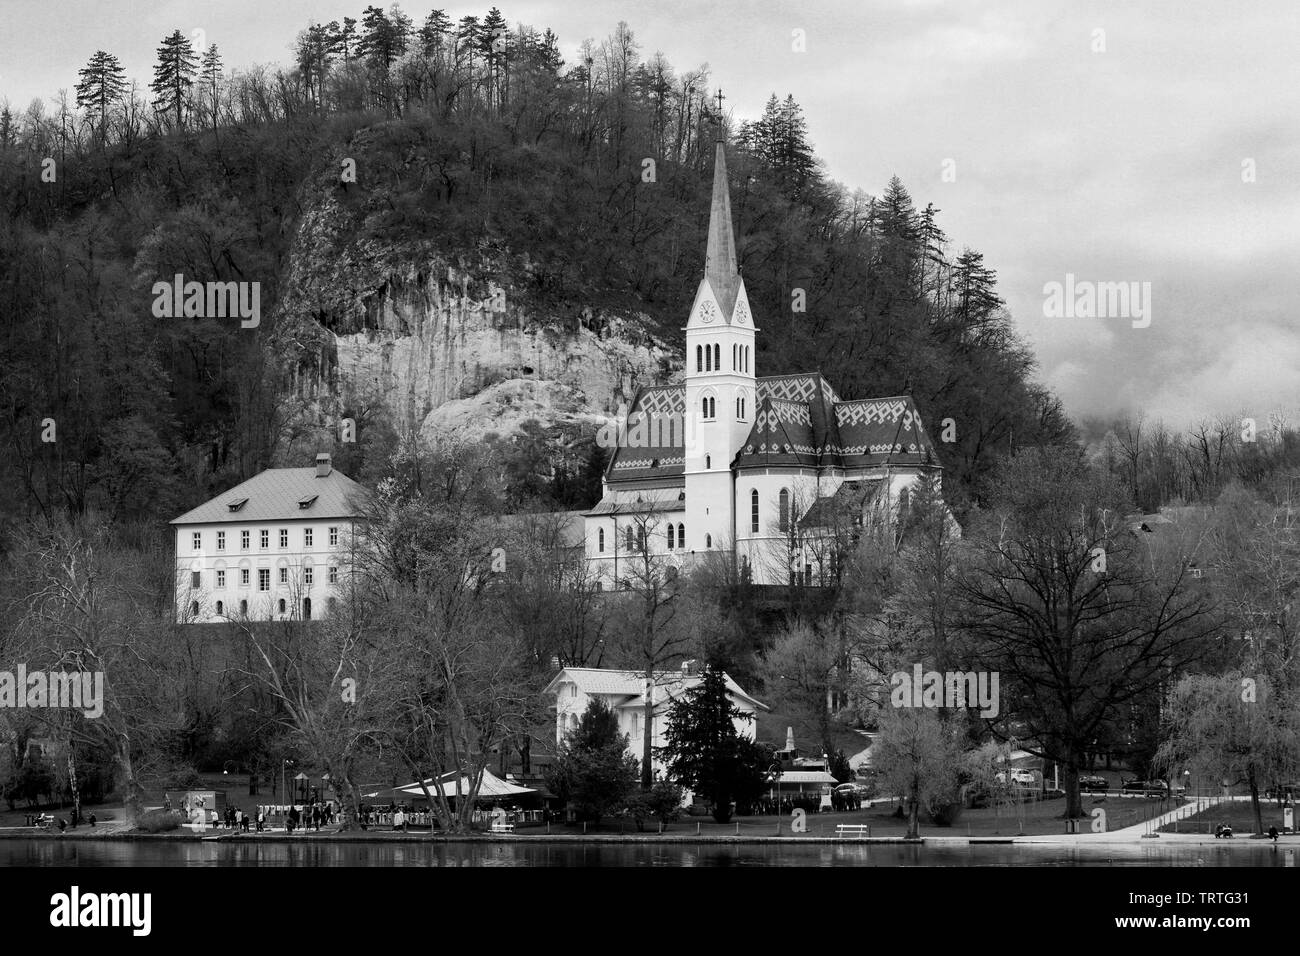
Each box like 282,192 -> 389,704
0,827 -> 1294,848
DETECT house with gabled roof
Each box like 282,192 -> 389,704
169,453 -> 369,623
584,137 -> 943,587
545,663 -> 768,779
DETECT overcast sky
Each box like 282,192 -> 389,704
3,0 -> 1297,429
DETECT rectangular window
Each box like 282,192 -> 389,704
241,530 -> 250,550
260,529 -> 269,549
751,499 -> 759,534
258,569 -> 270,592
279,529 -> 288,548
191,571 -> 201,589
192,532 -> 202,552
240,568 -> 250,586
329,526 -> 339,547
304,528 -> 314,548
217,531 -> 225,551
279,567 -> 288,585
304,566 -> 314,587
216,569 -> 226,588
328,566 -> 338,584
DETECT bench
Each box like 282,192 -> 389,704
835,824 -> 871,838
490,822 -> 515,833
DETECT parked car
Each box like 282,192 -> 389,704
1122,779 -> 1169,796
995,769 -> 1037,786
1079,775 -> 1109,793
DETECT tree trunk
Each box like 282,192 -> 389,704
1063,760 -> 1082,818
67,739 -> 80,826
1247,764 -> 1264,836
116,736 -> 142,826
907,781 -> 920,839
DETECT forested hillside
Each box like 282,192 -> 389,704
0,6 -> 1079,536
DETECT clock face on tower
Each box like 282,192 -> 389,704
735,299 -> 749,324
699,300 -> 717,324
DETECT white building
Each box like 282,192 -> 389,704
169,453 -> 368,623
584,138 -> 943,587
544,665 -> 768,779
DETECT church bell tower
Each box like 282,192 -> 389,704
683,133 -> 757,556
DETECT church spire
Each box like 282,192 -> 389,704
704,139 -> 740,318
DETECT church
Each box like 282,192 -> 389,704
583,139 -> 942,588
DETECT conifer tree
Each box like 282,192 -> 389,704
198,44 -> 223,130
150,30 -> 198,130
75,50 -> 128,137
659,663 -> 769,822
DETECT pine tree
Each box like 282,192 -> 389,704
418,9 -> 452,55
480,7 -> 509,113
150,30 -> 198,130
198,45 -> 223,130
329,18 -> 359,64
659,663 -> 769,822
545,698 -> 639,823
950,249 -> 1003,341
75,50 -> 128,137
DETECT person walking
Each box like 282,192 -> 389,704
256,809 -> 265,832
88,812 -> 96,827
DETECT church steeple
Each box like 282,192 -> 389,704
704,140 -> 741,319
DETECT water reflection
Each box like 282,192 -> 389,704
0,839 -> 1284,867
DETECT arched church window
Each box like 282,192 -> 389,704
678,523 -> 685,547
706,454 -> 711,469
696,345 -> 703,372
779,488 -> 790,532
733,343 -> 737,370
667,525 -> 675,550
625,526 -> 634,551
598,528 -> 605,552
714,343 -> 720,370
705,346 -> 712,372
751,489 -> 760,533
705,533 -> 712,548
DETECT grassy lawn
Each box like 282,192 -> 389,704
1159,801 -> 1295,837
540,791 -> 1186,839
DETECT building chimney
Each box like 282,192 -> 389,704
315,453 -> 331,478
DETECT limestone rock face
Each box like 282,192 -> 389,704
273,188 -> 679,449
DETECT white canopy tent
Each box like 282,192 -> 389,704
390,768 -> 536,801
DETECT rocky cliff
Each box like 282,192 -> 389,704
272,185 -> 680,453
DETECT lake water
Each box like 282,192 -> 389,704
0,839 -> 1293,867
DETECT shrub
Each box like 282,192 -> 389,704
925,800 -> 964,826
626,779 -> 684,831
159,768 -> 204,790
135,809 -> 182,833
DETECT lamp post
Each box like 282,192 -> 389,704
770,762 -> 783,834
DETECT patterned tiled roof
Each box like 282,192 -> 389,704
603,375 -> 938,483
